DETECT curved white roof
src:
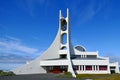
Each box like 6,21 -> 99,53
74,45 -> 86,52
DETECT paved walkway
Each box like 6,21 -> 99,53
0,74 -> 80,80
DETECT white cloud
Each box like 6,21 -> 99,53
0,36 -> 43,63
0,25 -> 43,57
0,36 -> 39,54
13,43 -> 39,54
5,36 -> 20,42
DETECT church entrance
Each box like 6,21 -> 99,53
110,70 -> 115,74
110,66 -> 116,74
45,66 -> 68,74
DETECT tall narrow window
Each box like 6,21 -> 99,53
61,33 -> 67,44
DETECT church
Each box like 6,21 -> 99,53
12,9 -> 119,77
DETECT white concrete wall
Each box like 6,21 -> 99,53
109,62 -> 119,73
40,60 -> 69,66
76,70 -> 110,74
40,59 -> 110,66
72,59 -> 110,74
72,59 -> 109,65
40,59 -> 111,74
59,50 -> 67,54
74,49 -> 98,56
12,58 -> 46,74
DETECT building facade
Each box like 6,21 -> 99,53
12,9 -> 119,77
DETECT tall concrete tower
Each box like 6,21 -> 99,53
59,8 -> 76,77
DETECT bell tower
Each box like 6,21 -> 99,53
59,9 -> 76,77
59,9 -> 71,58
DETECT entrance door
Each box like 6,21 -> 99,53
53,66 -> 61,73
46,66 -> 68,74
110,70 -> 115,74
110,66 -> 116,74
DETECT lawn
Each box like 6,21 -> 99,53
76,74 -> 120,80
59,72 -> 120,80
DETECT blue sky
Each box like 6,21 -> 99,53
0,0 -> 120,69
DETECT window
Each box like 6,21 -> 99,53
48,66 -> 53,70
60,66 -> 67,70
99,66 -> 107,70
70,55 -> 77,59
60,54 -> 67,59
76,55 -> 81,58
87,55 -> 97,58
110,66 -> 115,69
86,66 -> 92,70
74,66 -> 79,70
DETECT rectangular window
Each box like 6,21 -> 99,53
74,66 -> 79,70
110,66 -> 115,69
60,54 -> 67,59
87,55 -> 97,58
49,66 -> 53,70
99,66 -> 107,70
86,66 -> 92,70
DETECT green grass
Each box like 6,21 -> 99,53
76,74 -> 120,80
94,74 -> 120,80
56,72 -> 73,78
0,70 -> 15,76
76,74 -> 109,78
57,73 -> 120,80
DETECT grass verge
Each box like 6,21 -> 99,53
76,74 -> 120,80
57,73 -> 120,80
56,72 -> 73,78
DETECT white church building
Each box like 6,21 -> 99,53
12,9 -> 119,77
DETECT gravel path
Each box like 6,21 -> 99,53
0,74 -> 80,80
